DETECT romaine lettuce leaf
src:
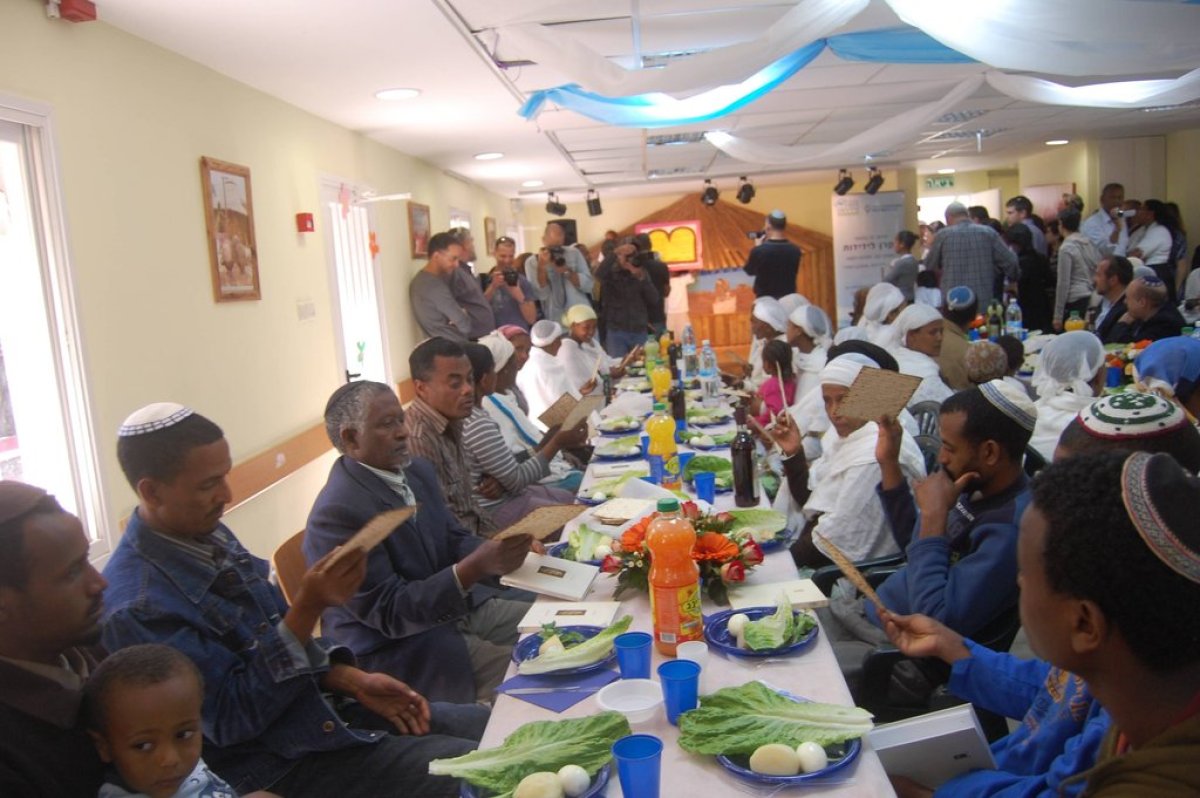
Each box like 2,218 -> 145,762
678,681 -> 873,754
517,615 -> 632,675
429,712 -> 631,796
566,525 -> 606,561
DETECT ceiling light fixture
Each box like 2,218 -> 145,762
521,179 -> 544,188
586,189 -> 603,217
833,169 -> 854,196
937,168 -> 956,175
863,166 -> 885,195
736,176 -> 756,204
701,179 -> 719,206
374,88 -> 421,101
474,152 -> 504,161
1045,139 -> 1070,146
545,192 -> 567,216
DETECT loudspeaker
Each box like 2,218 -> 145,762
556,218 -> 578,245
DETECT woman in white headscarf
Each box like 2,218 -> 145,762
787,304 -> 833,402
758,354 -> 926,568
891,303 -> 954,407
778,293 -> 809,317
1029,330 -> 1106,460
857,282 -> 907,349
518,319 -> 580,422
746,297 -> 789,388
558,303 -> 628,393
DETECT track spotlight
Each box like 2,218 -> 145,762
833,169 -> 854,196
736,176 -> 756,204
864,166 -> 885,195
586,189 -> 603,217
545,192 -> 567,216
701,179 -> 719,206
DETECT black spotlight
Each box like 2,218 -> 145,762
833,169 -> 854,196
700,179 -> 719,206
545,192 -> 567,216
736,176 -> 755,204
864,166 -> 885,195
586,189 -> 602,217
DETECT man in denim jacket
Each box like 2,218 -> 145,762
101,403 -> 488,797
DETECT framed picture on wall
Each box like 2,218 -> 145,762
484,217 -> 497,254
408,201 -> 431,258
200,156 -> 262,302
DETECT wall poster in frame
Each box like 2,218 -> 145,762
408,201 -> 431,258
484,217 -> 498,254
200,156 -> 261,302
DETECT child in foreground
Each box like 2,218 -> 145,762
84,644 -> 275,798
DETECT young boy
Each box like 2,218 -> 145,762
84,644 -> 269,798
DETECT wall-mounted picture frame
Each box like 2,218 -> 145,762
408,201 -> 431,258
200,156 -> 261,302
484,216 -> 498,254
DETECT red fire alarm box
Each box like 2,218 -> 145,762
295,213 -> 315,233
59,0 -> 98,22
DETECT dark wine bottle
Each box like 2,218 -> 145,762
731,406 -> 759,507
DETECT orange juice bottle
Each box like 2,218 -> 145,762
651,359 -> 672,401
659,331 -> 672,361
646,403 -> 681,490
646,498 -> 702,656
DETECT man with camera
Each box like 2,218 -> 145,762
743,210 -> 802,299
595,239 -> 661,357
525,222 -> 594,325
485,236 -> 538,331
1081,182 -> 1131,260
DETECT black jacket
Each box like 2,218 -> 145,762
1107,302 -> 1185,344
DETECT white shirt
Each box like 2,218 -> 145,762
517,346 -> 578,422
894,348 -> 954,406
557,337 -> 614,393
1129,222 -> 1174,266
1081,209 -> 1129,259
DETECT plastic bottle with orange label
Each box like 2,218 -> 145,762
646,498 -> 702,656
646,403 -> 681,490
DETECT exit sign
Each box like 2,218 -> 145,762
925,175 -> 955,189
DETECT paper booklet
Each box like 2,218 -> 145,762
538,393 -> 602,431
501,553 -> 599,601
728,579 -> 830,611
492,504 -> 587,541
538,393 -> 577,429
517,600 -> 622,632
868,704 -> 996,788
325,506 -> 418,567
837,367 -> 922,423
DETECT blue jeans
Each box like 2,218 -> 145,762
606,329 -> 645,358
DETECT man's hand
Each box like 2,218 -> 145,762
352,671 -> 431,736
1053,319 -> 1064,332
537,248 -> 553,268
553,420 -> 590,449
890,775 -> 935,798
478,475 -> 505,500
913,468 -> 976,538
875,414 -> 903,465
295,546 -> 368,613
878,610 -> 970,664
488,267 -> 506,286
580,377 -> 598,395
458,534 -> 533,585
749,414 -> 801,457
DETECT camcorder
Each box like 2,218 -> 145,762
548,245 -> 567,266
503,269 -> 519,286
747,230 -> 766,240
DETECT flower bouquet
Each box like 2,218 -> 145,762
601,501 -> 764,605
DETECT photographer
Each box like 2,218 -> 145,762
525,221 -> 594,325
595,239 -> 660,358
633,232 -> 671,336
485,236 -> 538,330
743,209 -> 802,299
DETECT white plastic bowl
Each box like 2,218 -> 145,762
596,678 -> 663,724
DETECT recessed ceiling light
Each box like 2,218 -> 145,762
521,179 -> 544,188
1045,139 -> 1069,146
474,152 -> 504,161
374,87 -> 420,101
937,168 -> 956,175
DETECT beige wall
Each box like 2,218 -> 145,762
1166,129 -> 1200,245
0,3 -> 511,556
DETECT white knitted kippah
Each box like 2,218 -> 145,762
118,402 -> 194,437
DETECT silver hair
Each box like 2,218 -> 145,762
323,381 -> 393,453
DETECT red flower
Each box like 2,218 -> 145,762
741,540 -> 764,566
600,554 -> 623,574
715,511 -> 735,524
720,560 -> 746,583
680,501 -> 701,520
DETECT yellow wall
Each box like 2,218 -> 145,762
1017,141 -> 1094,205
1167,129 -> 1200,246
0,3 -> 511,556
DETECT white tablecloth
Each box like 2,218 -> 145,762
482,549 -> 896,797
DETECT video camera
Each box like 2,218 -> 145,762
548,245 -> 567,267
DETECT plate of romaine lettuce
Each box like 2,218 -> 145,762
682,455 -> 734,492
681,429 -> 735,450
547,525 -> 613,565
513,616 -> 632,676
726,508 -> 790,551
597,416 -> 643,436
704,597 -> 818,658
593,437 -> 642,462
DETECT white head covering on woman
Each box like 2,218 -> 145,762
778,293 -> 810,316
530,319 -> 564,348
748,297 -> 789,388
857,283 -> 907,349
789,304 -> 832,401
889,303 -> 953,406
477,332 -> 515,374
1029,330 -> 1106,461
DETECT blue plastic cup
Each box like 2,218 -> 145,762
658,659 -> 701,725
1106,364 -> 1123,388
614,631 -> 653,679
693,471 -> 716,503
640,434 -> 651,457
612,734 -> 663,798
678,451 -> 695,473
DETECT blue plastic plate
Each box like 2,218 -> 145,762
757,531 -> 793,553
689,438 -> 733,451
546,541 -> 603,567
592,449 -> 643,462
597,422 -> 643,437
704,606 -> 819,658
689,415 -> 733,428
717,738 -> 860,785
460,763 -> 611,798
511,625 -> 616,675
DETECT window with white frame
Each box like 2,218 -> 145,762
0,99 -> 110,557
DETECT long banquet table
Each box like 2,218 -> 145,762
478,387 -> 897,797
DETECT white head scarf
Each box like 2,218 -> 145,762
530,320 -> 564,347
563,304 -> 597,326
478,332 -> 515,373
858,283 -> 907,349
892,304 -> 943,351
789,305 -> 833,350
819,353 -> 876,388
1032,330 -> 1105,400
833,325 -> 869,345
752,297 -> 788,333
778,294 -> 809,315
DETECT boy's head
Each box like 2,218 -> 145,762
85,644 -> 205,798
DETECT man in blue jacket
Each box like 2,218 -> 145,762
101,403 -> 489,797
822,381 -> 1035,702
305,380 -> 533,704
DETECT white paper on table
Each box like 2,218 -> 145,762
602,391 -> 652,419
728,579 -> 830,610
